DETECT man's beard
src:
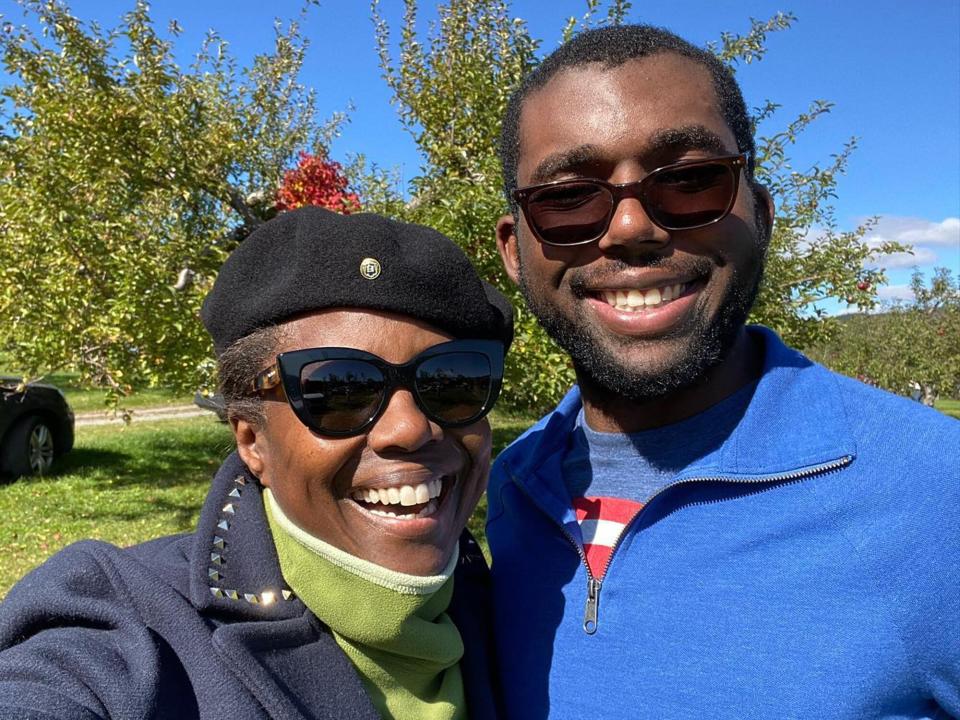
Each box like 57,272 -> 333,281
517,229 -> 767,404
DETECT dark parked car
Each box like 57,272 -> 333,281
0,377 -> 75,479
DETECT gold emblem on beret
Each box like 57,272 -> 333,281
360,257 -> 381,280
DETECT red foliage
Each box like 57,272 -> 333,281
275,151 -> 361,214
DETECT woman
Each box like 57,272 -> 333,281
0,207 -> 512,719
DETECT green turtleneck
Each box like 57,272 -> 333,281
263,489 -> 466,720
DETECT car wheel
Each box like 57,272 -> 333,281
1,416 -> 56,479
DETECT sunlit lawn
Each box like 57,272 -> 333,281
45,372 -> 193,413
0,411 -> 534,598
0,362 -> 194,414
936,398 -> 960,419
0,416 -> 234,596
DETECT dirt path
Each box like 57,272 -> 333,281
75,404 -> 217,427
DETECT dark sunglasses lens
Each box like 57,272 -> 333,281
645,162 -> 735,228
526,181 -> 612,245
300,360 -> 385,433
415,352 -> 493,424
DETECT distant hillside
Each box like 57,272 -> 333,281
806,308 -> 958,402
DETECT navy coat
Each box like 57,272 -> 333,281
0,453 -> 501,719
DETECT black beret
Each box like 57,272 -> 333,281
201,206 -> 513,355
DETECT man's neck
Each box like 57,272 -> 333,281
579,328 -> 763,433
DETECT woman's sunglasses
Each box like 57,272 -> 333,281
512,154 -> 747,246
251,339 -> 504,437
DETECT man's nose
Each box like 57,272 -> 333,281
365,388 -> 440,453
596,195 -> 671,254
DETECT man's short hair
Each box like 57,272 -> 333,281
499,24 -> 757,210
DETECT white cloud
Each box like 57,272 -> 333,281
861,215 -> 959,270
867,246 -> 939,270
899,217 -> 960,246
864,215 -> 960,249
795,224 -> 824,252
875,284 -> 915,303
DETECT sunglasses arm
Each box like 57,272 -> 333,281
251,364 -> 285,397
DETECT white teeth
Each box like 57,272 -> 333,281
398,485 -> 416,506
601,283 -> 686,312
352,479 -> 445,509
367,499 -> 438,521
415,483 -> 430,504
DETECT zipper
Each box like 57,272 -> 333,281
512,455 -> 853,635
512,480 -> 601,633
584,576 -> 601,634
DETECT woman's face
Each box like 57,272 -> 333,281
234,309 -> 492,576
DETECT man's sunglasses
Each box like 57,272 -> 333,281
512,154 -> 747,246
251,339 -> 504,437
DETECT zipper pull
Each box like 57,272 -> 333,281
583,577 -> 602,634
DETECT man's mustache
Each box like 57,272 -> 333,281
568,254 -> 715,297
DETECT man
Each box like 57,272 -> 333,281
488,24 -> 959,719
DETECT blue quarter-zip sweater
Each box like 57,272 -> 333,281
487,326 -> 960,719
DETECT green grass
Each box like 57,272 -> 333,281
0,409 -> 537,598
936,399 -> 960,419
0,416 -> 235,596
64,386 -> 194,413
0,365 -> 194,413
42,372 -> 193,413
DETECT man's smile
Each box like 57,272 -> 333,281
585,281 -> 703,338
566,264 -> 711,338
593,281 -> 698,311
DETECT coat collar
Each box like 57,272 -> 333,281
188,453 -> 499,720
499,325 -> 857,488
185,453 -> 379,719
190,452 -> 304,620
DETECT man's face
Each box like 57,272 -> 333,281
497,54 -> 773,401
236,309 -> 491,576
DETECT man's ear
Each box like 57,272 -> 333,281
232,417 -> 268,485
496,214 -> 521,285
755,184 -> 775,234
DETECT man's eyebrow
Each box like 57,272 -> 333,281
528,145 -> 602,185
646,125 -> 731,156
525,126 -> 735,186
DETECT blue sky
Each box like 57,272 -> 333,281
4,0 -> 959,307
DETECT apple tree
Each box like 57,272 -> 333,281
0,0 -> 351,403
808,267 -> 960,404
